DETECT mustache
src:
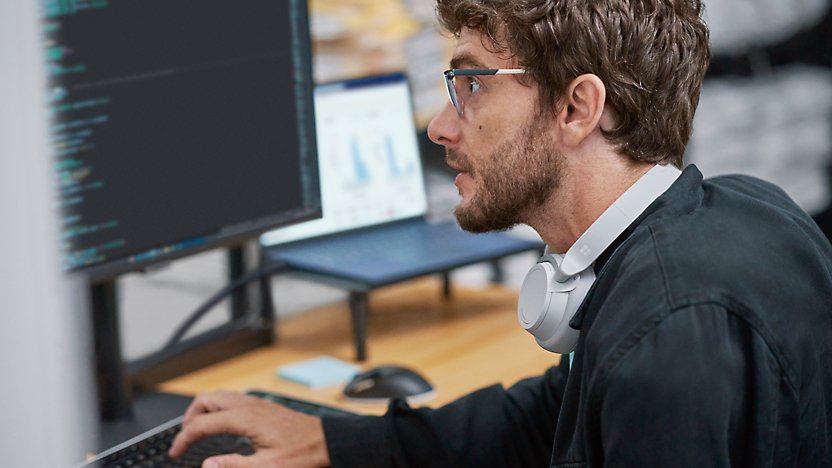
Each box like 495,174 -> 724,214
446,149 -> 472,173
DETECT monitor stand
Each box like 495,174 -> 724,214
89,247 -> 276,453
91,280 -> 193,451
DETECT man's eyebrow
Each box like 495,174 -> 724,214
450,52 -> 487,70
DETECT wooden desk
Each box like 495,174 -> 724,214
159,278 -> 558,415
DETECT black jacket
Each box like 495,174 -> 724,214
322,165 -> 832,467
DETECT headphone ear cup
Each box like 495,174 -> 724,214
518,256 -> 595,354
517,163 -> 681,353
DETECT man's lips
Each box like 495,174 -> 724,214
446,151 -> 472,184
446,161 -> 470,174
445,148 -> 470,170
448,160 -> 473,191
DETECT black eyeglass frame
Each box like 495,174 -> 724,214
443,68 -> 526,116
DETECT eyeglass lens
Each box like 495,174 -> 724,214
445,73 -> 467,116
445,73 -> 462,115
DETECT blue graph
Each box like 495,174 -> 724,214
351,137 -> 369,183
385,134 -> 414,177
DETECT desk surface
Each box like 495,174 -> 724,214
159,278 -> 558,415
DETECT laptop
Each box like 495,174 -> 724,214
260,73 -> 541,287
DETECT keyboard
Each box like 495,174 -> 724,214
245,390 -> 356,417
79,391 -> 355,467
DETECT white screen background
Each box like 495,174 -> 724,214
261,76 -> 427,246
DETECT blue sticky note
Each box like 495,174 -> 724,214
277,356 -> 361,389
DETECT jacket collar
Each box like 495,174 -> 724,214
568,164 -> 705,330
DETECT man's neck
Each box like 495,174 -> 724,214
528,153 -> 654,253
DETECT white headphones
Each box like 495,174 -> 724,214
518,164 -> 682,353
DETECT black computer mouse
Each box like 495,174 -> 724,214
343,365 -> 435,403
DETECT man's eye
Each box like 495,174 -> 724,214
468,79 -> 481,95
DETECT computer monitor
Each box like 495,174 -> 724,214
45,0 -> 321,282
41,0 -> 322,446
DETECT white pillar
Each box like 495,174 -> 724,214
0,1 -> 95,465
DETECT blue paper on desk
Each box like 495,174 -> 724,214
277,356 -> 361,389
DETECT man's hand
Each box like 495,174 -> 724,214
169,390 -> 331,468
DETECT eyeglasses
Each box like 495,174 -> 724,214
443,68 -> 526,116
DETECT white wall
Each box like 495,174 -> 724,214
0,1 -> 95,465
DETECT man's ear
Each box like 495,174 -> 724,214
556,74 -> 606,148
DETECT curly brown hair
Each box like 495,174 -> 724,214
435,0 -> 710,167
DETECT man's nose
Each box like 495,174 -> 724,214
427,102 -> 461,148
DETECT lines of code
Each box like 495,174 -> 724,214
44,1 -> 121,270
41,0 -> 319,277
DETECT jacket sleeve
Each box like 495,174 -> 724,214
588,303 -> 781,467
322,362 -> 567,468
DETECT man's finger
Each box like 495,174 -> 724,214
182,390 -> 257,425
202,453 -> 252,468
169,411 -> 249,458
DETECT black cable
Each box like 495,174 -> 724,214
163,260 -> 289,350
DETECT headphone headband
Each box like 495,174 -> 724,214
556,164 -> 682,279
520,164 -> 682,354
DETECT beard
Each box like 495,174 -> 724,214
450,115 -> 563,233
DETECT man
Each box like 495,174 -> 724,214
170,0 -> 832,466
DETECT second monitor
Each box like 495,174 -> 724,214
261,73 -> 425,246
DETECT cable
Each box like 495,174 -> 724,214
162,260 -> 289,350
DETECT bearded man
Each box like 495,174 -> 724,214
170,1 -> 832,466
